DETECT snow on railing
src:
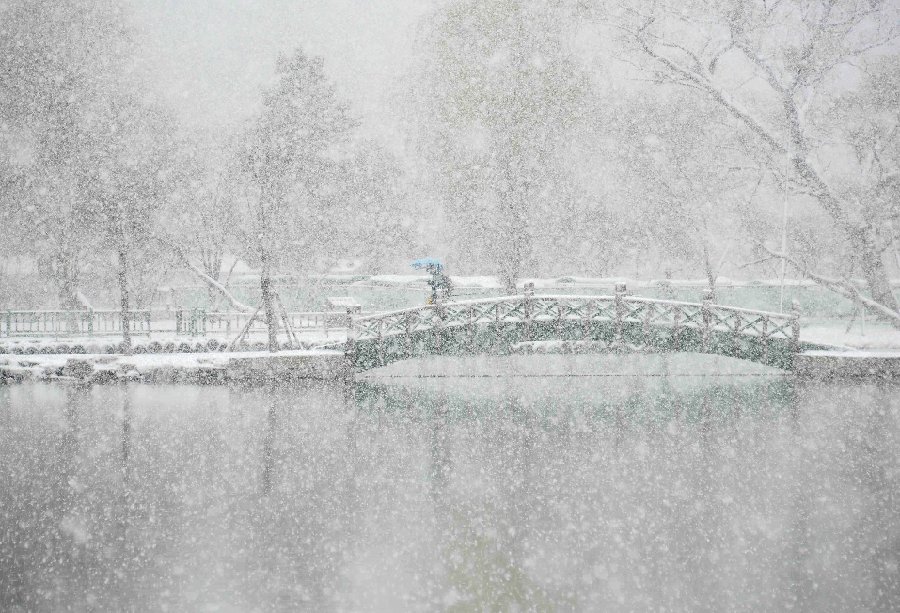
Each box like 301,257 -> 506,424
345,283 -> 802,361
1,309 -> 152,338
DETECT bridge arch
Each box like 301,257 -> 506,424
341,288 -> 811,372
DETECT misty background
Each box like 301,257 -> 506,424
2,0 -> 898,315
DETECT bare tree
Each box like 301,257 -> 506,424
242,50 -> 355,351
596,0 -> 900,318
0,0 -> 127,309
76,101 -> 178,353
414,0 -> 593,292
164,133 -> 246,310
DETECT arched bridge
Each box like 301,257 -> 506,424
336,286 -> 817,372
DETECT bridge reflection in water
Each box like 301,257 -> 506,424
2,369 -> 898,610
340,285 -> 813,372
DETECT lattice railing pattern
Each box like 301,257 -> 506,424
349,294 -> 800,346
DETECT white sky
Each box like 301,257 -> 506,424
127,0 -> 431,146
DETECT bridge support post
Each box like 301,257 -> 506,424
642,303 -> 653,347
672,307 -> 681,351
405,311 -> 414,358
583,300 -> 593,340
433,296 -> 444,354
701,289 -> 713,352
467,306 -> 476,352
614,283 -> 626,346
523,282 -> 534,341
555,300 -> 565,338
377,318 -> 385,367
790,299 -> 801,357
345,308 -> 356,364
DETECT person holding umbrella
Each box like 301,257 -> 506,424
411,258 -> 453,304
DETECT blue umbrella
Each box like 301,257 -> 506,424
410,257 -> 443,271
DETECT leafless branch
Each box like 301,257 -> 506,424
758,241 -> 900,323
154,235 -> 252,312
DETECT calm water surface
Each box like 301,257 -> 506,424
1,355 -> 899,611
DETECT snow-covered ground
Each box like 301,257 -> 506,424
0,328 -> 346,355
800,320 -> 900,350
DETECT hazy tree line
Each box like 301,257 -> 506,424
2,0 -> 899,338
413,0 -> 899,321
1,1 -> 411,350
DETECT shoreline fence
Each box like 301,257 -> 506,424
1,309 -> 360,339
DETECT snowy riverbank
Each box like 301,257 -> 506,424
0,350 -> 349,384
0,331 -> 347,357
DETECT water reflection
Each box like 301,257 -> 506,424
262,397 -> 277,495
0,366 -> 898,611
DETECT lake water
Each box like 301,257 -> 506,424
1,355 -> 898,611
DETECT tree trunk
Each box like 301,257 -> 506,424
57,256 -> 80,310
702,244 -> 717,302
201,248 -> 223,311
500,270 -> 518,295
58,259 -> 81,336
259,247 -> 279,352
497,178 -> 530,296
117,246 -> 132,354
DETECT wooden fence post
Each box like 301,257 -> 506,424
614,282 -> 626,344
4,310 -> 10,337
88,308 -> 94,337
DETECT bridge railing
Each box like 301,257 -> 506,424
346,285 -> 801,356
